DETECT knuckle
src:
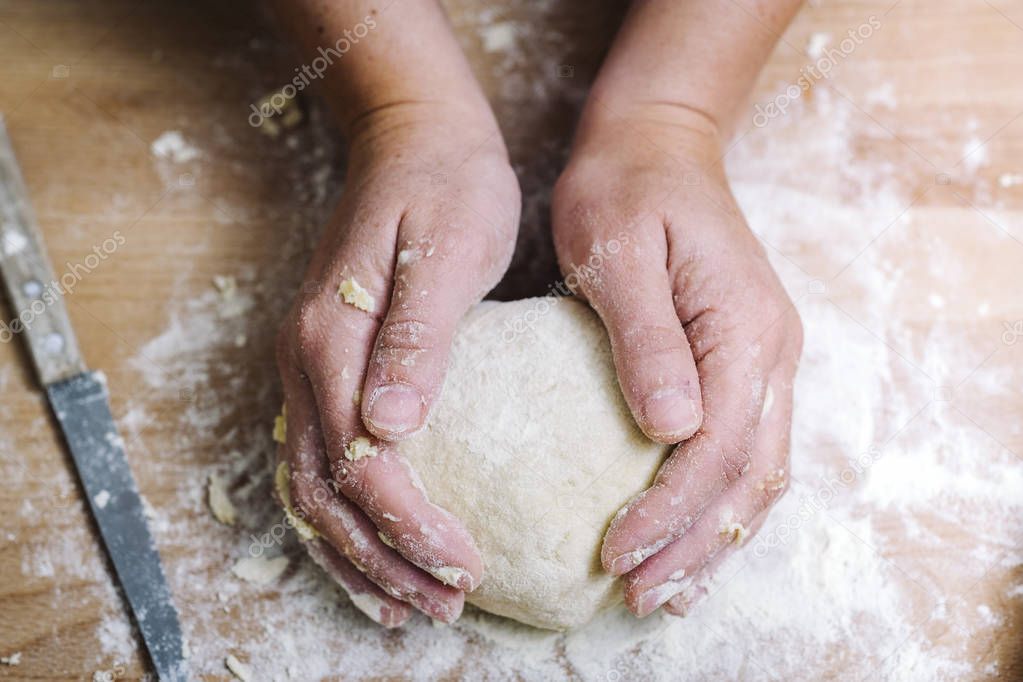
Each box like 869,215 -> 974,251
290,477 -> 317,516
290,471 -> 333,519
720,448 -> 752,485
294,303 -> 328,358
618,323 -> 689,361
371,318 -> 442,378
331,456 -> 371,509
753,465 -> 790,509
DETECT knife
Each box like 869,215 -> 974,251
0,117 -> 187,681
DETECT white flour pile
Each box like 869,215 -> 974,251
8,8 -> 1022,681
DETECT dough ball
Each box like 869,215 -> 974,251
398,297 -> 670,630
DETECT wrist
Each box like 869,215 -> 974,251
346,99 -> 507,170
570,99 -> 724,172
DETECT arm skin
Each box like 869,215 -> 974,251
269,0 -> 521,626
553,0 -> 805,618
269,0 -> 495,137
583,0 -> 804,138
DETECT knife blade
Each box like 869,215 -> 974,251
0,117 -> 187,681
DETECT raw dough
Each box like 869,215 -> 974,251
398,297 -> 670,630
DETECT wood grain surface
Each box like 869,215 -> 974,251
0,1 -> 1021,680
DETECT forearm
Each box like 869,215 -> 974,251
582,0 -> 803,139
268,0 -> 496,138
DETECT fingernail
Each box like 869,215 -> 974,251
609,547 -> 654,575
636,572 -> 692,617
366,383 -> 424,436
642,388 -> 701,440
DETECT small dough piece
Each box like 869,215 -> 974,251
225,654 -> 252,681
272,405 -> 287,444
274,462 -> 319,541
344,436 -> 378,461
207,473 -> 238,526
232,556 -> 288,585
338,277 -> 375,313
212,274 -> 237,300
398,298 -> 670,629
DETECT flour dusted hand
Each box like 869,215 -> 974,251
270,0 -> 520,626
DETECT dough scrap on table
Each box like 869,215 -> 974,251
232,555 -> 289,585
207,473 -> 238,526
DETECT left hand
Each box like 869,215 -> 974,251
551,106 -> 803,618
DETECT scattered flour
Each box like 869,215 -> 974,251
7,6 -> 1020,681
806,31 -> 831,59
150,131 -> 201,163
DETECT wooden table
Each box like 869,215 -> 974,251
1,0 -> 1021,679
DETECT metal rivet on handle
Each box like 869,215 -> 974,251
43,332 -> 64,354
22,279 -> 42,297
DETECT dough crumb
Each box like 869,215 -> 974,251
232,555 -> 289,585
344,437 -> 378,461
377,531 -> 396,548
207,473 -> 238,526
273,405 -> 287,444
0,652 -> 21,666
225,653 -> 253,681
429,565 -> 469,588
93,490 -> 111,509
212,274 -> 237,300
352,388 -> 362,406
720,520 -> 749,545
338,277 -> 375,313
274,462 -> 320,540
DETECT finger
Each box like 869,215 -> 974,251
304,538 -> 413,628
661,505 -> 774,618
362,210 -> 512,441
627,506 -> 773,618
622,370 -> 793,616
298,232 -> 485,591
661,585 -> 706,617
601,309 -> 795,575
330,439 -> 484,592
277,356 -> 465,622
566,222 -> 703,443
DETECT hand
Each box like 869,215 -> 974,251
552,106 -> 802,618
275,103 -> 520,626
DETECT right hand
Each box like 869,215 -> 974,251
274,102 -> 520,626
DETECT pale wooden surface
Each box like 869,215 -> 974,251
0,1 -> 1021,679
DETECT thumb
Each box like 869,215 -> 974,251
362,218 -> 512,440
569,226 -> 703,443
